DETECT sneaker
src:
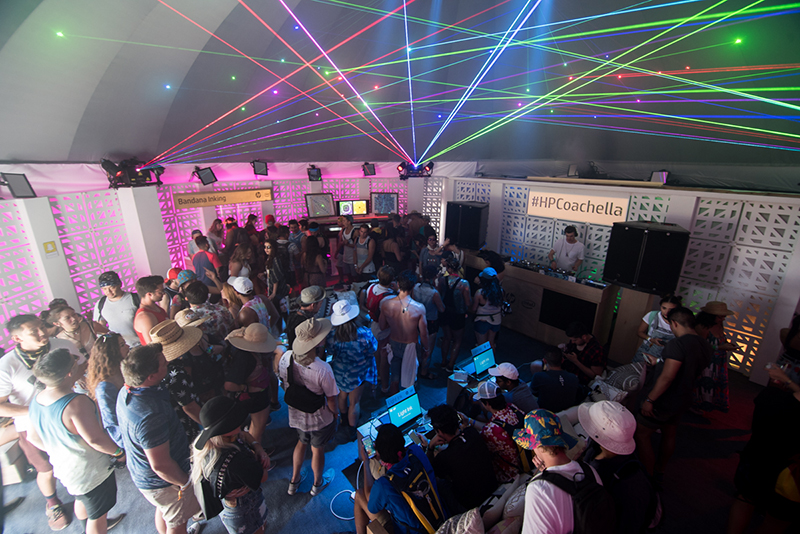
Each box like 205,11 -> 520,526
46,504 -> 71,531
187,522 -> 205,534
288,469 -> 308,495
310,468 -> 335,496
107,514 -> 126,531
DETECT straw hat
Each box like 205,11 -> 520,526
298,286 -> 325,306
174,308 -> 210,329
577,401 -> 636,455
292,318 -> 332,358
331,300 -> 359,326
149,320 -> 203,361
700,301 -> 734,316
226,323 -> 277,353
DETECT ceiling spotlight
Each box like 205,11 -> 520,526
362,162 -> 376,176
397,162 -> 408,173
423,161 -> 434,173
101,159 -> 120,178
193,166 -> 218,186
307,165 -> 322,181
251,160 -> 268,176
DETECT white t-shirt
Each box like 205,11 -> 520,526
642,310 -> 673,340
522,460 -> 603,534
0,338 -> 84,432
551,238 -> 585,271
93,292 -> 139,347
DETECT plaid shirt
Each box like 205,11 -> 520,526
563,336 -> 607,385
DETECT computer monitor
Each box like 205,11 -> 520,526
388,392 -> 422,428
469,341 -> 495,376
0,173 -> 37,198
337,199 -> 369,216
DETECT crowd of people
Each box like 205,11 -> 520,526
0,210 -> 798,534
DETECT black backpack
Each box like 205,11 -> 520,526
608,458 -> 663,530
283,354 -> 326,414
97,292 -> 140,319
387,451 -> 448,534
535,461 -> 617,534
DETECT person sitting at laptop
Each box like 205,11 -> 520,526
354,423 -> 446,534
489,362 -> 539,414
420,404 -> 497,511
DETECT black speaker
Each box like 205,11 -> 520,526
603,221 -> 690,294
445,201 -> 489,250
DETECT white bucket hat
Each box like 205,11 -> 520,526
331,300 -> 359,326
577,400 -> 636,455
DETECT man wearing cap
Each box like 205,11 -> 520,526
379,271 -> 431,393
149,320 -> 206,443
279,319 -> 340,496
336,214 -> 357,283
421,403 -> 496,510
286,286 -> 325,349
234,276 -> 279,332
116,344 -> 202,534
465,380 -> 526,483
635,306 -> 712,479
93,270 -> 141,347
133,275 -> 169,345
561,321 -> 607,386
0,315 -> 85,530
168,269 -> 197,321
489,362 -> 539,414
514,410 -> 604,534
580,401 -> 655,534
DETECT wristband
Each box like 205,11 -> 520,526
645,398 -> 655,404
112,447 -> 124,458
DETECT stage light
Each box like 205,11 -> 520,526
397,162 -> 408,173
231,76 -> 236,80
362,162 -> 376,176
735,38 -> 742,44
0,173 -> 37,199
56,32 -> 63,37
307,165 -> 322,181
165,84 -> 171,89
152,166 -> 165,178
101,159 -> 120,177
251,160 -> 268,176
650,170 -> 669,184
423,161 -> 434,173
193,166 -> 217,186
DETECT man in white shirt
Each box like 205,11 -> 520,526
548,226 -> 585,272
0,314 -> 84,530
514,409 -> 612,534
93,270 -> 140,347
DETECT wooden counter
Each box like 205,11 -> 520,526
465,252 -> 619,346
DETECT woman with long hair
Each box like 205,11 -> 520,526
192,396 -> 270,534
264,239 -> 290,312
208,218 -> 224,254
381,226 -> 404,274
222,282 -> 244,327
633,293 -> 683,364
85,333 -> 129,447
327,301 -> 377,441
229,244 -> 253,279
303,235 -> 328,288
470,268 -> 503,350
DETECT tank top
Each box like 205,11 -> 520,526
413,282 -> 439,321
135,305 -> 169,345
342,228 -> 356,264
29,393 -> 113,495
355,236 -> 375,273
242,295 -> 269,327
474,289 -> 501,325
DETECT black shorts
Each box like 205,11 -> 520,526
427,319 -> 439,335
440,311 -> 466,331
77,472 -> 117,520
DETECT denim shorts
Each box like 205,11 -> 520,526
221,488 -> 268,534
474,320 -> 501,335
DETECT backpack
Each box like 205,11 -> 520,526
283,354 -> 326,414
535,461 -> 617,534
365,284 -> 395,322
97,292 -> 140,319
609,458 -> 663,530
496,405 -> 535,473
387,451 -> 447,534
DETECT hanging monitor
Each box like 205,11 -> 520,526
0,173 -> 37,198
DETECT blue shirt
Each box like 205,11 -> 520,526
94,381 -> 123,447
116,384 -> 191,490
368,444 -> 442,534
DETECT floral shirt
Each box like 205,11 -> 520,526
164,359 -> 201,443
183,302 -> 235,344
480,404 -> 524,483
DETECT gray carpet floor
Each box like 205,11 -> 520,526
1,322 -> 782,534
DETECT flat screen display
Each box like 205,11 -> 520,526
371,192 -> 399,215
473,347 -> 496,375
1,173 -> 37,198
338,200 -> 369,216
305,193 -> 336,218
388,393 -> 422,428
